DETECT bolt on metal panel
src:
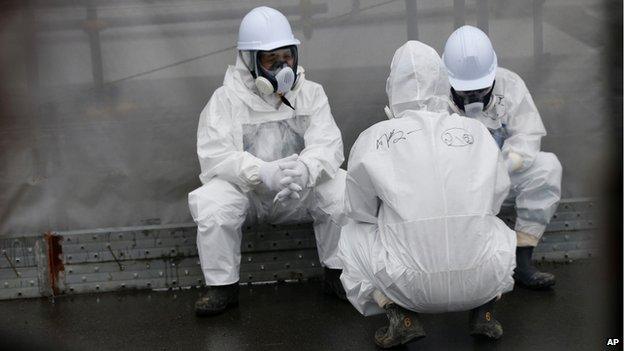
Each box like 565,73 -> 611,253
0,198 -> 603,300
0,236 -> 45,300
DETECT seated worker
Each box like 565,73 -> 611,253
338,41 -> 516,349
442,26 -> 562,289
188,6 -> 346,316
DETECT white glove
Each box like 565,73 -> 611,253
278,160 -> 309,188
273,182 -> 303,204
273,160 -> 310,204
258,154 -> 298,191
505,152 -> 523,173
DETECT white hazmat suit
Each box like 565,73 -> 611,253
447,68 -> 562,245
339,41 -> 516,316
188,55 -> 345,286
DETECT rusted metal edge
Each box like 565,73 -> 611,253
44,231 -> 64,296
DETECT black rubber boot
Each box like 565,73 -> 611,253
374,303 -> 426,349
195,283 -> 239,316
513,246 -> 556,290
469,299 -> 503,340
323,267 -> 347,300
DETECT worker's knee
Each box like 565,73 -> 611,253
536,152 -> 562,184
188,178 -> 249,226
515,152 -> 562,192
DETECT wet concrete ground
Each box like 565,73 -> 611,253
0,260 -> 620,351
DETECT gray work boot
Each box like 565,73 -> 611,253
374,303 -> 426,349
323,267 -> 347,300
195,283 -> 239,316
469,299 -> 503,340
514,246 -> 556,290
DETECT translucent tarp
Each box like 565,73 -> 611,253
0,0 -> 618,235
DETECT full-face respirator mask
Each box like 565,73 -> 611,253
240,45 -> 298,110
451,81 -> 495,118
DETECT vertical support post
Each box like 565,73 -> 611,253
476,0 -> 489,34
405,0 -> 418,40
22,1 -> 38,91
533,0 -> 545,64
453,0 -> 466,29
299,0 -> 313,40
35,237 -> 52,298
348,0 -> 361,26
21,0 -> 45,184
86,3 -> 104,90
44,232 -> 65,297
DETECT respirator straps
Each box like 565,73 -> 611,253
280,95 -> 295,110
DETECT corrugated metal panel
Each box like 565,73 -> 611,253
0,236 -> 47,299
0,198 -> 602,300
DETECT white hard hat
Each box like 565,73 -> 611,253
237,6 -> 301,51
442,25 -> 497,91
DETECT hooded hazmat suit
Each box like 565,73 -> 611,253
188,55 -> 346,286
447,68 -> 562,245
339,41 -> 516,316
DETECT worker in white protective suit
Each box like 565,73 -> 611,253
339,41 -> 516,349
188,6 -> 346,316
442,26 -> 562,290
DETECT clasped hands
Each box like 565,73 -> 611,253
258,154 -> 309,204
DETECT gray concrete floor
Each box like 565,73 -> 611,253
0,260 -> 620,351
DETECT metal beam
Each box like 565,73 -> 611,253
0,198 -> 602,300
533,0 -> 545,63
453,0 -> 466,29
85,3 -> 104,89
34,4 -> 329,32
22,1 -> 38,90
405,0 -> 418,40
476,0 -> 489,34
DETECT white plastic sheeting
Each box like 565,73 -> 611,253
0,0 -> 615,235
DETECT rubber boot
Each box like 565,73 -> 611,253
323,267 -> 347,300
469,299 -> 503,340
374,303 -> 426,349
513,246 -> 556,290
195,282 -> 239,316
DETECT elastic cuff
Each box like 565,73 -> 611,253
322,256 -> 343,270
516,231 -> 540,247
514,218 -> 547,239
298,159 -> 313,189
202,272 -> 240,286
373,290 -> 392,308
298,156 -> 320,187
242,152 -> 265,188
505,152 -> 523,173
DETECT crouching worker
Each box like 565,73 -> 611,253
338,41 -> 516,348
442,26 -> 562,289
188,7 -> 346,316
